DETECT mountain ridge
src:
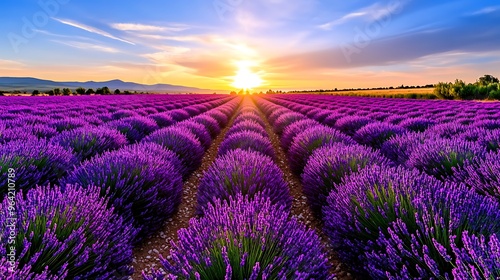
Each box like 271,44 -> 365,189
0,77 -> 218,93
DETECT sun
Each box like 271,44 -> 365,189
232,61 -> 262,90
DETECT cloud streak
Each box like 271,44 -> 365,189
52,18 -> 135,45
110,23 -> 189,33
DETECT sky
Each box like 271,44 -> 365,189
0,0 -> 499,91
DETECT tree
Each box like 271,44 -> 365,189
32,90 -> 40,96
76,87 -> 86,95
433,82 -> 453,99
102,87 -> 111,95
477,75 -> 499,86
85,88 -> 95,95
46,90 -> 54,96
114,89 -> 121,95
53,88 -> 61,96
62,88 -> 72,96
229,91 -> 237,95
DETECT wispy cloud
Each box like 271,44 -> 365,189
470,6 -> 499,15
110,23 -> 189,33
52,40 -> 120,53
318,1 -> 406,30
0,59 -> 25,70
319,12 -> 367,30
52,17 -> 135,45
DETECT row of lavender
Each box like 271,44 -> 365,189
0,95 -> 241,279
256,95 -> 500,279
144,97 -> 333,279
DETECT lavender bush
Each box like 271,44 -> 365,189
0,185 -> 135,279
145,195 -> 332,279
218,131 -> 275,159
197,149 -> 292,215
288,126 -> 355,175
51,126 -> 127,161
143,126 -> 204,177
0,139 -> 75,197
302,143 -> 391,216
64,143 -> 183,239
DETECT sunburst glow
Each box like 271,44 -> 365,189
232,61 -> 262,90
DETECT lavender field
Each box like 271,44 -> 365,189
1,94 -> 500,279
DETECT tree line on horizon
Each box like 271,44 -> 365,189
29,86 -> 136,96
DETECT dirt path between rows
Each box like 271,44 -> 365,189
131,101 -> 242,279
253,98 -> 355,280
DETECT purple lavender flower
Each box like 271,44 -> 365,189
0,185 -> 135,279
149,112 -> 176,128
353,122 -> 406,149
176,120 -> 213,150
0,139 -> 75,197
143,126 -> 205,176
324,164 -> 500,278
206,110 -> 229,127
233,112 -> 266,128
218,131 -> 275,159
49,118 -> 89,132
272,112 -> 306,135
226,120 -> 267,137
454,152 -> 500,202
450,232 -> 500,279
399,117 -> 435,132
192,115 -> 221,138
334,116 -> 373,136
63,143 -> 183,239
407,138 -> 486,181
380,132 -> 430,165
280,119 -> 320,151
51,126 -> 127,161
167,109 -> 190,122
302,143 -> 392,216
144,195 -> 332,279
196,149 -> 292,215
288,125 -> 355,175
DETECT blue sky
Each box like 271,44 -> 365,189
0,0 -> 499,90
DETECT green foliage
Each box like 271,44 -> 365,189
75,87 -> 86,95
434,74 -> 500,100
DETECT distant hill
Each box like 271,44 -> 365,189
0,77 -> 217,93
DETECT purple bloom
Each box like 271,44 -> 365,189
149,113 -> 176,128
302,143 -> 392,216
226,120 -> 267,137
143,126 -> 205,177
51,126 -> 127,161
399,117 -> 436,132
176,120 -> 213,150
454,152 -> 500,202
0,185 -> 135,279
335,116 -> 373,136
280,119 -> 320,151
407,138 -> 487,181
272,112 -> 306,135
192,115 -> 221,138
197,149 -> 292,215
353,122 -> 406,149
0,139 -> 75,197
63,143 -> 183,239
288,125 -> 355,175
144,195 -> 332,279
218,131 -> 275,159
